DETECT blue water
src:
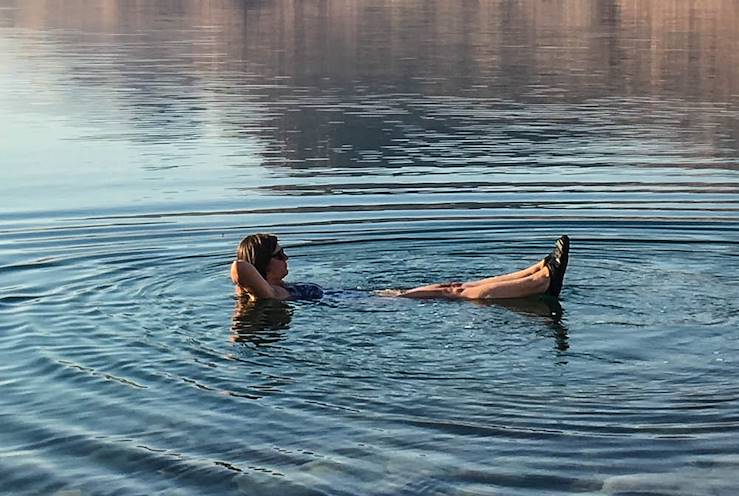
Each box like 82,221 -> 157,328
1,1 -> 739,494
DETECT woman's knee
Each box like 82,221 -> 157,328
458,286 -> 485,299
441,286 -> 467,298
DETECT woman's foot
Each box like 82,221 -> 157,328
545,235 -> 569,298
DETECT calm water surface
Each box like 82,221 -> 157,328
1,1 -> 739,494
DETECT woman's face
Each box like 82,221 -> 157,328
265,245 -> 289,282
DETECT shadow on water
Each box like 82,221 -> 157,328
230,297 -> 293,346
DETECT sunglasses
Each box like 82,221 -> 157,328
272,247 -> 288,261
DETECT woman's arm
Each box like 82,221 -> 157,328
231,261 -> 282,299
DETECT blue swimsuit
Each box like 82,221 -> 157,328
283,283 -> 324,300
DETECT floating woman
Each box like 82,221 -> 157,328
230,233 -> 569,301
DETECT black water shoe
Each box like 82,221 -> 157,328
545,235 -> 569,298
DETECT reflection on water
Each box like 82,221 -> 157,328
487,296 -> 570,351
2,0 -> 737,220
6,0 -> 738,98
231,297 -> 293,346
2,0 -> 738,182
1,0 -> 739,495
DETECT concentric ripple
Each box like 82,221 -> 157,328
2,210 -> 739,495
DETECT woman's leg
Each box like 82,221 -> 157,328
457,268 -> 550,299
400,257 -> 545,294
394,235 -> 569,300
460,258 -> 546,287
399,262 -> 550,300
